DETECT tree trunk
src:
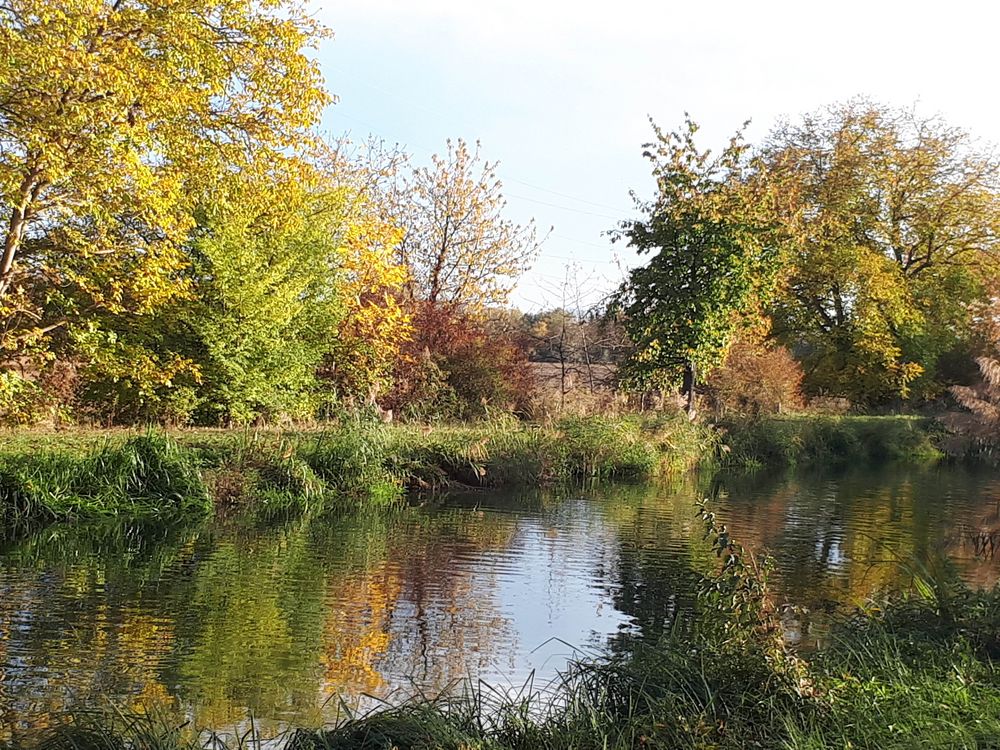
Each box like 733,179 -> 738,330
682,360 -> 697,418
0,166 -> 44,300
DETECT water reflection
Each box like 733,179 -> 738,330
0,464 -> 998,735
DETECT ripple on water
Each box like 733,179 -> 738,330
0,463 -> 998,733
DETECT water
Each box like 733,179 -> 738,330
1,463 -> 998,734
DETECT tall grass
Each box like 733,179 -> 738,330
0,414 -> 942,534
720,414 -> 943,469
386,414 -> 714,490
0,433 -> 211,532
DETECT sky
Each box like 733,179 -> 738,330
313,0 -> 1000,312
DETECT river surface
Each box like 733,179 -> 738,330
1,464 -> 999,735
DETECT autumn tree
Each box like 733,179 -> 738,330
319,143 -> 412,406
75,148 -> 413,426
763,100 -> 1000,402
0,0 -> 330,358
389,139 -> 542,309
611,117 -> 785,415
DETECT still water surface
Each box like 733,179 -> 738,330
1,464 -> 998,733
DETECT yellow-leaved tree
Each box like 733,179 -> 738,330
320,144 -> 412,406
0,0 -> 330,357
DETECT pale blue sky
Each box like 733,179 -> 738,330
314,0 -> 1000,311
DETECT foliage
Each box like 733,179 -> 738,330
321,190 -> 412,405
764,99 -> 1000,402
0,0 -> 330,363
177,165 -> 349,425
388,139 -> 543,309
69,152 -> 413,426
388,303 -> 536,420
71,323 -> 204,426
707,337 -> 804,417
611,116 -> 786,405
0,371 -> 50,427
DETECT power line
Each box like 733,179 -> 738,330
502,176 -> 631,213
504,192 -> 627,221
325,69 -> 634,219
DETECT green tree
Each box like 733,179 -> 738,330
77,159 -> 360,425
764,100 -> 1000,402
612,117 -> 784,414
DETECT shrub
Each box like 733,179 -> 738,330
387,303 -> 536,420
707,339 -> 804,418
0,370 -> 49,427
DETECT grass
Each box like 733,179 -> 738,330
386,413 -> 715,489
719,414 -> 945,470
4,508 -> 997,750
0,413 -> 945,534
0,433 -> 212,532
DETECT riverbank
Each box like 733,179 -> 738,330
0,414 -> 945,532
0,415 -> 714,530
720,413 -> 944,469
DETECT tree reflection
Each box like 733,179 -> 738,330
1,465 -> 998,737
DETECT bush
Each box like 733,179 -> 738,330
707,339 -> 804,418
387,303 -> 536,420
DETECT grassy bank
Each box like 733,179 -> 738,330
5,510 -> 997,750
719,414 -> 944,469
0,415 -> 716,531
0,414 -> 950,533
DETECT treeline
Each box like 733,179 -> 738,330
0,2 -> 546,426
612,102 -> 1000,413
2,2 -> 999,429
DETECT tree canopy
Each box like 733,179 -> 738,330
389,139 -> 543,310
0,0 -> 330,357
615,102 -> 1000,406
612,117 -> 784,411
764,100 -> 1000,401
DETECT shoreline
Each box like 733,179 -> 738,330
0,414 -> 947,534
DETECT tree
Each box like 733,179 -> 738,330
319,149 -> 412,406
74,146 -> 415,426
763,100 -> 1000,402
611,117 -> 784,415
389,138 -> 543,309
0,0 -> 330,356
74,158 -> 350,425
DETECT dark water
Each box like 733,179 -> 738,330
1,464 -> 998,735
